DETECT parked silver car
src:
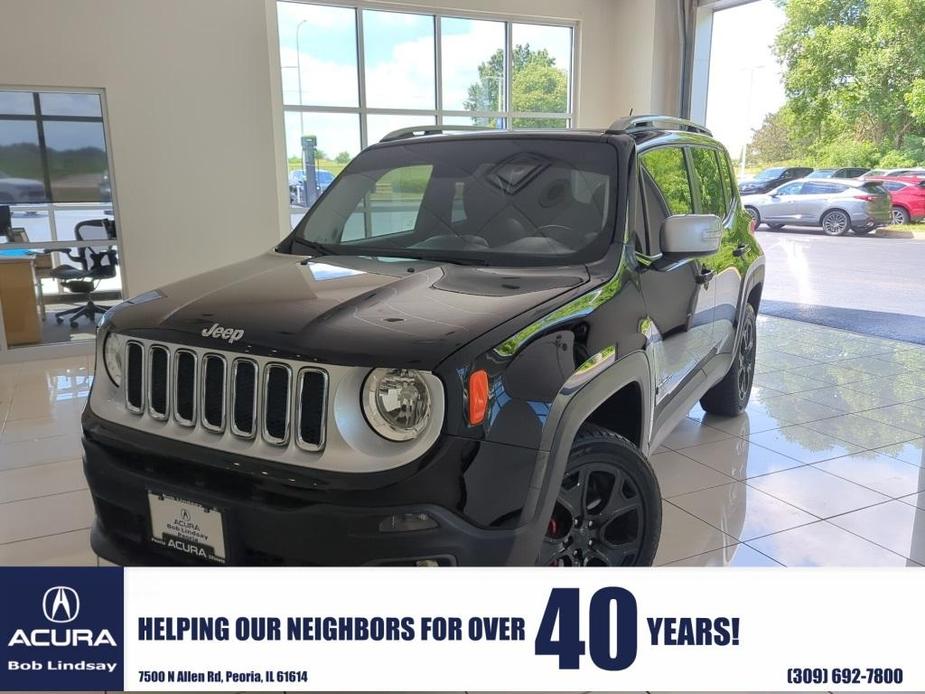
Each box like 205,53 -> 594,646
741,178 -> 891,235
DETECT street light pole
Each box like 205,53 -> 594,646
295,19 -> 308,106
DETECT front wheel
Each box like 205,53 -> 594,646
700,303 -> 757,416
744,206 -> 760,226
538,425 -> 661,567
821,209 -> 850,236
892,206 -> 910,225
769,223 -> 785,230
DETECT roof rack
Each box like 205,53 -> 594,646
607,114 -> 712,137
380,124 -> 498,143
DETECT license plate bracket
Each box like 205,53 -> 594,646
148,491 -> 227,564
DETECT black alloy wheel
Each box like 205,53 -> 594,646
539,426 -> 660,567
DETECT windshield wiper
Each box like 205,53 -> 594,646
290,238 -> 335,256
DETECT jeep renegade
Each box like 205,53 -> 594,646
83,115 -> 764,567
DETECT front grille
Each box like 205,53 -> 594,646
122,341 -> 328,453
263,364 -> 291,445
201,354 -> 226,432
148,346 -> 169,420
125,342 -> 144,413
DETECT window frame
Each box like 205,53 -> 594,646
0,85 -> 124,355
638,145 -> 697,257
278,0 -> 579,212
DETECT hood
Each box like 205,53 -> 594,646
109,252 -> 589,369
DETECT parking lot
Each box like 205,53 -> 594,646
757,228 -> 925,344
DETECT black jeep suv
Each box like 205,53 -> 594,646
83,115 -> 764,567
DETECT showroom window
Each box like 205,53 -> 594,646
0,87 -> 121,352
277,1 -> 575,224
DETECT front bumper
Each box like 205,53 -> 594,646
82,411 -> 548,567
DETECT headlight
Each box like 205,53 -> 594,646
362,368 -> 432,441
103,331 -> 126,387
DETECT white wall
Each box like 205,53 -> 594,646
1,0 -> 679,296
0,0 -> 284,296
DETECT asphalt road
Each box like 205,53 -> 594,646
756,227 -> 925,344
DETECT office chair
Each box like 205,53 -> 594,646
51,219 -> 118,327
0,205 -> 11,239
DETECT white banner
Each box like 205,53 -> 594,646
121,567 -> 924,691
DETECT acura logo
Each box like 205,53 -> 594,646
42,586 -> 80,624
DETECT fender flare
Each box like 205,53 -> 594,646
512,350 -> 653,563
732,255 -> 765,356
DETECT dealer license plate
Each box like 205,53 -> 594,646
148,492 -> 226,564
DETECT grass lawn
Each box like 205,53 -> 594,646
882,222 -> 925,233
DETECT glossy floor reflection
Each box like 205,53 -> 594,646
1,316 -> 925,568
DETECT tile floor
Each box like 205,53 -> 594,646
2,316 -> 925,568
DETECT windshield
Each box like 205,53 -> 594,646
283,138 -> 618,266
754,167 -> 785,180
806,169 -> 834,178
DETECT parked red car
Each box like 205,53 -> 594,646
867,176 -> 925,224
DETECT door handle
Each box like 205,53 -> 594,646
732,243 -> 748,258
696,267 -> 715,285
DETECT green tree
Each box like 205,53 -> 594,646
464,45 -> 568,128
334,151 -> 351,165
746,107 -> 806,165
774,0 -> 925,150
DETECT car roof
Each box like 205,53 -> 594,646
365,125 -> 729,154
867,175 -> 924,184
792,177 -> 867,186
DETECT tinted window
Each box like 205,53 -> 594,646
0,89 -> 109,204
881,181 -> 906,192
754,167 -> 784,181
690,148 -> 725,216
342,164 -> 433,240
639,147 -> 693,215
776,182 -> 802,195
861,182 -> 888,195
291,138 -> 617,265
802,182 -> 847,194
718,151 -> 736,210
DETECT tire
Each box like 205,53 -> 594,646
538,424 -> 661,567
769,223 -> 784,230
853,226 -> 875,235
744,206 -> 760,226
892,206 -> 910,225
821,209 -> 850,236
700,303 -> 757,416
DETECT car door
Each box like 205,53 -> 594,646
638,146 -> 716,405
690,146 -> 740,352
797,181 -> 847,223
760,181 -> 804,222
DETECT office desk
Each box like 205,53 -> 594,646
0,255 -> 41,345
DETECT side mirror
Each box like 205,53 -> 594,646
657,214 -> 723,267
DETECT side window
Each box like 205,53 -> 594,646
690,148 -> 725,217
803,182 -> 846,195
719,151 -> 737,210
639,147 -> 694,215
343,164 -> 432,241
776,182 -> 803,195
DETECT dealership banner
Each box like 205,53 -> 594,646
1,567 -> 922,691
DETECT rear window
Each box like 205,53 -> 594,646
880,181 -> 906,192
861,182 -> 888,195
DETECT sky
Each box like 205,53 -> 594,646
276,1 -> 571,161
705,0 -> 787,160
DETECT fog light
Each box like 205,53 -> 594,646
379,512 -> 438,533
415,559 -> 439,567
